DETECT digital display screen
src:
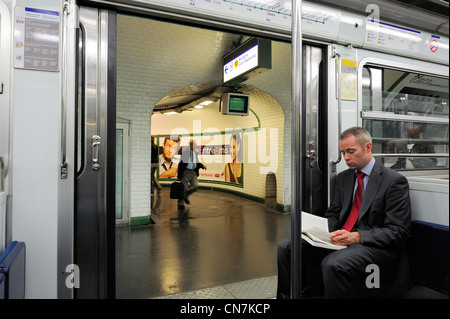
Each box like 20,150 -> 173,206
221,93 -> 249,116
229,97 -> 246,112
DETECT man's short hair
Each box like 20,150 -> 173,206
164,136 -> 181,145
340,126 -> 372,148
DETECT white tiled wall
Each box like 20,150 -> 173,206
117,15 -> 292,220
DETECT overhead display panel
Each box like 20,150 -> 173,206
362,18 -> 449,64
365,19 -> 421,53
132,0 -> 293,32
107,0 -> 343,36
223,45 -> 259,84
223,37 -> 271,86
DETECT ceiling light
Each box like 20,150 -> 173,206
194,104 -> 204,109
163,111 -> 178,115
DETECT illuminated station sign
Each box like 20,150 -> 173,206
223,38 -> 272,86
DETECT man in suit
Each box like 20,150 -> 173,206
277,126 -> 411,298
159,136 -> 181,178
177,140 -> 207,209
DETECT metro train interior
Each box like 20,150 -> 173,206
0,0 -> 449,301
111,8 -> 450,300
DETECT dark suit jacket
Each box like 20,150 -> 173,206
325,160 -> 412,295
176,150 -> 205,179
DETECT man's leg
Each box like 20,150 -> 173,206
151,167 -> 162,191
178,173 -> 189,208
277,238 -> 330,299
276,239 -> 291,299
184,171 -> 198,204
321,243 -> 374,299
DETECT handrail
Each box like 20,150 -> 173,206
60,1 -> 69,179
331,46 -> 342,172
372,137 -> 449,145
361,111 -> 449,125
0,157 -> 4,192
373,153 -> 449,158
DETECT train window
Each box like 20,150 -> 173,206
76,25 -> 85,175
361,66 -> 449,171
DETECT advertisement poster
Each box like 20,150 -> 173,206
157,132 -> 243,187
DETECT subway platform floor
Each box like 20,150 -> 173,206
115,188 -> 291,299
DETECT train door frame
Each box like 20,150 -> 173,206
302,45 -> 328,216
291,40 -> 329,299
0,0 -> 12,253
72,0 -> 328,299
74,6 -> 116,299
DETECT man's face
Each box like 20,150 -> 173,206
163,139 -> 179,162
339,135 -> 372,170
231,137 -> 240,162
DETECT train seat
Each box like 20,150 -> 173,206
410,220 -> 449,295
0,241 -> 26,299
0,273 -> 5,299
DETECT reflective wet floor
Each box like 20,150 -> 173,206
115,188 -> 291,299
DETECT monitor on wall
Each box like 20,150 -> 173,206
221,93 -> 250,116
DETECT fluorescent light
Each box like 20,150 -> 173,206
200,100 -> 213,106
164,111 -> 178,115
194,104 -> 204,109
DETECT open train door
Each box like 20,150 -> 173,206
302,45 -> 328,217
290,44 -> 328,299
75,6 -> 116,298
291,2 -> 328,298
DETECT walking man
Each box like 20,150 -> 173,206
177,140 -> 207,209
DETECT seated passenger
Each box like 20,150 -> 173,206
388,125 -> 437,169
407,126 -> 437,169
277,126 -> 411,299
387,138 -> 408,169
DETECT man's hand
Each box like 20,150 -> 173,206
330,229 -> 361,246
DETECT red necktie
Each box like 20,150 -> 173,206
343,171 -> 364,231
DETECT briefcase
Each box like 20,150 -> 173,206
170,182 -> 184,199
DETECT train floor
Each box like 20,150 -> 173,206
115,187 -> 291,299
115,187 -> 448,300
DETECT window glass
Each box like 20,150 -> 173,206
362,67 -> 449,171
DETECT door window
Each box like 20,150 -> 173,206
116,123 -> 129,224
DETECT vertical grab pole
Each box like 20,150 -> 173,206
291,0 -> 303,299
